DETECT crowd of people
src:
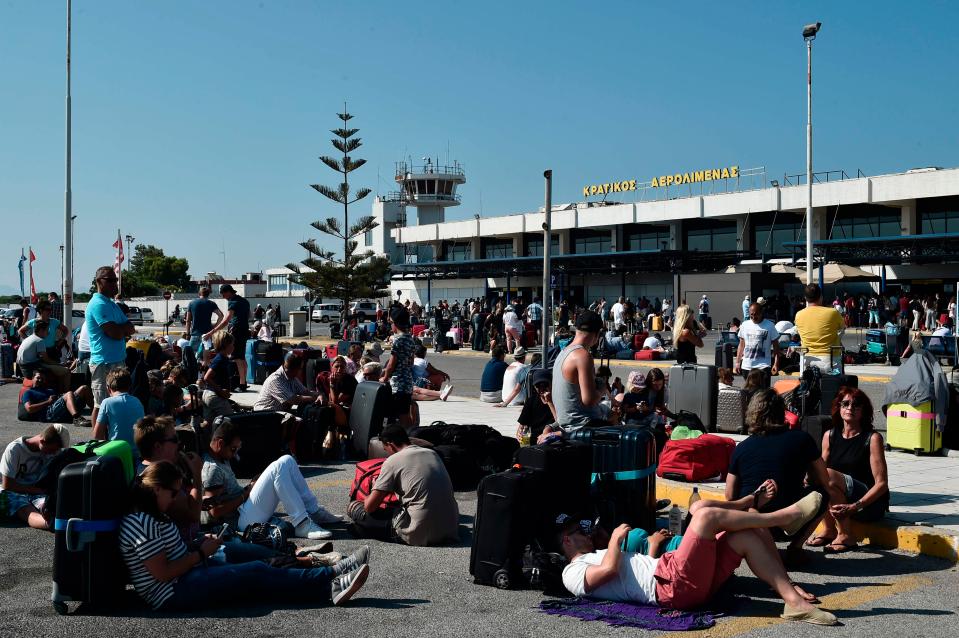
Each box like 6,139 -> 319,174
0,272 -> 938,624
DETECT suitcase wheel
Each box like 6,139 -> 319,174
494,569 -> 511,589
915,449 -> 922,457
885,443 -> 892,452
53,601 -> 68,615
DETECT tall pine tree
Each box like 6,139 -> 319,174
289,108 -> 390,321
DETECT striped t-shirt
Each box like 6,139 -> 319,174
119,511 -> 189,609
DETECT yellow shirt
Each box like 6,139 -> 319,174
794,305 -> 843,355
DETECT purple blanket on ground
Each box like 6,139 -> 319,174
539,597 -> 716,631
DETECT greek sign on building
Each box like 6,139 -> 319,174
583,165 -> 739,197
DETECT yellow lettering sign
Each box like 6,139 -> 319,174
582,166 -> 740,196
650,177 -> 659,187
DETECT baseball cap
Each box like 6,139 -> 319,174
51,424 -> 71,449
574,310 -> 603,333
530,368 -> 551,387
219,284 -> 235,294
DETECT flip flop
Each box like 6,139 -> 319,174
788,580 -> 821,604
805,535 -> 836,548
823,542 -> 859,555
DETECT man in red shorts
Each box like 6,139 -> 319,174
558,484 -> 837,626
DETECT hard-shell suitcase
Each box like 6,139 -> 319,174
632,332 -> 649,351
886,401 -> 942,455
716,387 -> 748,433
253,342 -> 284,385
634,350 -> 658,361
668,364 -> 718,430
569,426 -> 657,533
801,415 -> 832,451
349,381 -> 392,459
291,404 -> 330,464
714,342 -> 735,370
244,339 -> 256,384
304,357 -> 331,393
614,349 -> 635,360
816,374 -> 858,416
651,315 -> 664,331
0,343 -> 14,378
514,440 -> 592,536
227,411 -> 286,478
470,467 -> 544,589
523,329 -> 537,348
51,455 -> 129,614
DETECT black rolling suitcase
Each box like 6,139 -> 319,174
801,414 -> 833,451
51,455 -> 129,614
349,381 -> 392,459
292,404 -> 330,464
714,342 -> 735,369
227,411 -> 286,478
817,374 -> 858,416
514,441 -> 592,535
253,341 -> 284,384
569,426 -> 657,533
668,364 -> 718,430
304,358 -> 331,392
470,467 -> 544,589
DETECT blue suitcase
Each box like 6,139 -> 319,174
569,426 -> 657,533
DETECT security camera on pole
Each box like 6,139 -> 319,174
803,21 -> 821,285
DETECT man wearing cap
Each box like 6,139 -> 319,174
380,306 -> 416,429
552,310 -> 618,431
86,266 -> 137,427
556,485 -> 838,626
495,347 -> 530,407
0,424 -> 71,530
204,284 -> 251,392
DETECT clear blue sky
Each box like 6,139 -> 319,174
2,1 -> 957,294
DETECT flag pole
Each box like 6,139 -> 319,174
63,0 -> 74,327
117,229 -> 123,298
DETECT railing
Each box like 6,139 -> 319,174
394,160 -> 465,178
383,190 -> 461,204
781,169 -> 866,187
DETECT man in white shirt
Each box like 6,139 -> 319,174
496,348 -> 530,407
642,333 -> 666,352
558,487 -> 836,625
610,297 -> 626,329
734,303 -> 780,388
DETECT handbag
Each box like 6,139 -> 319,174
242,518 -> 295,553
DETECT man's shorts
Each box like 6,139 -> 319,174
229,327 -> 250,362
389,392 -> 412,420
0,490 -> 45,519
44,396 -> 72,423
653,529 -> 743,610
90,361 -> 126,408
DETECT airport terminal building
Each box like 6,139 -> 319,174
271,161 -> 959,323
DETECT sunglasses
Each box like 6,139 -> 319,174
162,435 -> 179,444
840,400 -> 862,409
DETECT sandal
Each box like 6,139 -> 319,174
823,542 -> 859,555
805,535 -> 836,548
788,580 -> 821,604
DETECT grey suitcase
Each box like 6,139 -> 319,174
716,386 -> 747,433
668,364 -> 718,430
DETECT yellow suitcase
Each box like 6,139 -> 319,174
651,315 -> 664,331
886,401 -> 942,456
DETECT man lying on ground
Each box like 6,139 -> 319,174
558,482 -> 838,626
0,425 -> 71,530
18,369 -> 92,426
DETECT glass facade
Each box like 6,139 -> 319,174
754,218 -> 802,255
482,238 -> 514,259
684,221 -> 737,252
443,242 -> 472,262
525,234 -> 561,257
828,209 -> 900,239
626,225 -> 670,251
572,229 -> 612,254
920,196 -> 959,234
267,274 -> 288,293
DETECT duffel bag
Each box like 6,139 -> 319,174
349,458 -> 400,509
657,433 -> 735,482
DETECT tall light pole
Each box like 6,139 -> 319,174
125,234 -> 135,269
59,245 -> 65,299
541,170 -> 552,367
63,0 -> 74,326
803,21 -> 821,284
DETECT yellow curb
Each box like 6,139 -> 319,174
657,479 -> 959,563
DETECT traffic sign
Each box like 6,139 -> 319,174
163,291 -> 172,300
304,291 -> 313,303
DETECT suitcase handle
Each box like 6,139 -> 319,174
57,517 -> 119,552
591,464 -> 657,484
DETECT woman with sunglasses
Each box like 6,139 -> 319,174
811,388 -> 889,554
120,461 -> 371,611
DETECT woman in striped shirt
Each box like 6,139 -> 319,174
119,461 -> 371,611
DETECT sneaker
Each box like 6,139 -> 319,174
310,505 -> 345,526
296,541 -> 334,557
294,518 -> 333,540
440,384 -> 453,401
332,545 -> 370,576
308,551 -> 344,567
72,416 -> 92,427
331,563 -> 369,606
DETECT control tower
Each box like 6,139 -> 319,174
393,158 -> 466,225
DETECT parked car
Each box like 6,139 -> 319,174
312,303 -> 342,323
139,308 -> 155,323
350,301 -> 379,321
125,306 -> 144,325
70,309 -> 84,332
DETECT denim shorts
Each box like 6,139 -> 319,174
841,473 -> 886,522
44,396 -> 72,423
0,491 -> 45,518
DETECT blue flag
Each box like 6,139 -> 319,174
18,249 -> 26,297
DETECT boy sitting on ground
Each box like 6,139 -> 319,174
0,425 -> 71,530
92,367 -> 145,462
558,482 -> 837,626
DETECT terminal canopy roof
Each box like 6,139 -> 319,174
782,232 -> 959,266
390,249 -> 747,280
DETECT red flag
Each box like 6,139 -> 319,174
113,238 -> 124,279
28,249 -> 38,304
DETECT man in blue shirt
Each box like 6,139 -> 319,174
18,369 -> 92,426
185,286 -> 223,367
93,367 -> 145,461
86,266 -> 136,426
480,346 -> 509,403
205,284 -> 250,392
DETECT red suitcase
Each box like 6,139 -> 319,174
324,344 -> 338,359
411,324 -> 427,337
523,330 -> 537,347
634,350 -> 658,361
632,332 -> 649,351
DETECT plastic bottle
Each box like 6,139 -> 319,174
518,425 -> 531,447
668,505 -> 683,535
688,486 -> 701,509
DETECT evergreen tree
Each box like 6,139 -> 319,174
289,108 -> 390,320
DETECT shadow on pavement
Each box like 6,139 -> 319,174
790,548 -> 953,577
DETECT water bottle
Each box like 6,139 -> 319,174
668,505 -> 683,535
687,486 -> 701,509
518,425 -> 531,447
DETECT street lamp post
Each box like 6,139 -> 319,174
541,170 -> 552,368
803,21 -> 821,285
63,0 -> 74,329
59,245 -> 64,299
125,234 -> 135,269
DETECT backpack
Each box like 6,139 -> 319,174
242,519 -> 296,554
349,458 -> 400,510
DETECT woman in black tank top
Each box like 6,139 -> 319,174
673,305 -> 704,364
812,388 -> 889,553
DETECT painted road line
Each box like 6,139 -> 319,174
662,575 -> 932,638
